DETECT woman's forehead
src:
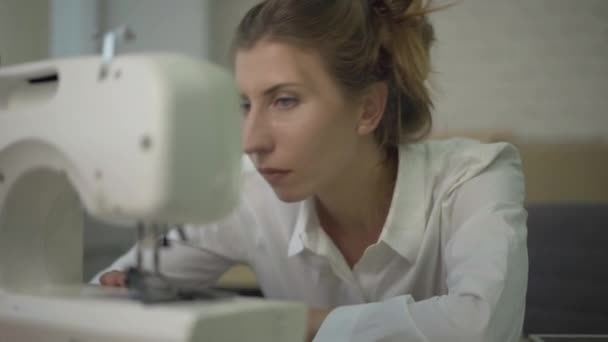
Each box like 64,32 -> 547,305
235,41 -> 330,95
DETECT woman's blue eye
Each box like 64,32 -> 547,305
240,102 -> 251,114
274,97 -> 298,110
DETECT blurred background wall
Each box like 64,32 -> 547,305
99,0 -> 210,58
431,0 -> 608,141
0,0 -> 49,65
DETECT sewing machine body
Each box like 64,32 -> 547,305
1,286 -> 303,342
0,55 -> 306,341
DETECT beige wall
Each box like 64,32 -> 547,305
0,0 -> 50,66
431,0 -> 608,141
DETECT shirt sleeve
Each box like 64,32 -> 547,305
90,195 -> 258,287
314,143 -> 528,342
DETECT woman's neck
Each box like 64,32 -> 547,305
315,142 -> 398,238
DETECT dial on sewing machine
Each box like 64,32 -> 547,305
0,30 -> 305,342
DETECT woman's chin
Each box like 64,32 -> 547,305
271,186 -> 308,203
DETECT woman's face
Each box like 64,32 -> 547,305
236,40 -> 365,202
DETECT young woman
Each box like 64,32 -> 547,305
97,1 -> 528,341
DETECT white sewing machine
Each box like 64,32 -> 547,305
0,46 -> 306,340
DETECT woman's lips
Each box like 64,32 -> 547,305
258,168 -> 291,184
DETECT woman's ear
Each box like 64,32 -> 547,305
357,82 -> 388,136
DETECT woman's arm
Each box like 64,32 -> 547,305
92,160 -> 262,287
91,200 -> 258,288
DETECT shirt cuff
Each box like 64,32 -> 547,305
313,295 -> 427,342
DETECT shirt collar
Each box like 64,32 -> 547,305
288,144 -> 428,263
287,197 -> 317,256
379,143 -> 428,263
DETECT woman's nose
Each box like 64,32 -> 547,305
242,109 -> 274,156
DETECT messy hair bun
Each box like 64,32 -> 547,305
369,0 -> 436,145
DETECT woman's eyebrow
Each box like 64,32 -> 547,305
262,83 -> 302,96
240,83 -> 303,100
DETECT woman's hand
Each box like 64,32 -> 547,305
99,270 -> 127,287
307,307 -> 331,341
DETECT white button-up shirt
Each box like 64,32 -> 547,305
93,138 -> 528,342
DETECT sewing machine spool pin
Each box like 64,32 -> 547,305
95,26 -> 135,80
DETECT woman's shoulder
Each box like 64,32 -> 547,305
403,137 -> 523,198
419,137 -> 520,167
